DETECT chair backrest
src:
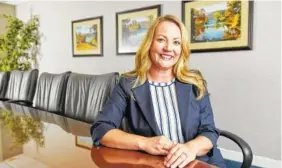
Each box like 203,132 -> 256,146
34,71 -> 71,113
64,72 -> 119,123
0,72 -> 10,99
5,69 -> 38,102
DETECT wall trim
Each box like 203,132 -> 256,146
219,148 -> 281,168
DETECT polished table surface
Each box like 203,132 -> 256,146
0,101 -> 216,168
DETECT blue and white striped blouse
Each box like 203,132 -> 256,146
149,78 -> 185,144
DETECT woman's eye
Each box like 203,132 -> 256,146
174,41 -> 181,45
157,38 -> 165,42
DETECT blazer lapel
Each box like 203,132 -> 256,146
132,81 -> 161,136
175,79 -> 192,142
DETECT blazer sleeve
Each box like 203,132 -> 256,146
90,79 -> 128,147
197,91 -> 219,149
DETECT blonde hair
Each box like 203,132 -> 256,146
122,14 -> 206,100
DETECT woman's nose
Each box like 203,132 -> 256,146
164,44 -> 173,51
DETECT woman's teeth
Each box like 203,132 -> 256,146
161,54 -> 172,60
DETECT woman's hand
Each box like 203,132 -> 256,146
164,143 -> 198,168
140,136 -> 174,155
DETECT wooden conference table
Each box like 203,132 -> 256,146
0,101 -> 216,168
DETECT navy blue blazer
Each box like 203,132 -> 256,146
91,77 -> 226,167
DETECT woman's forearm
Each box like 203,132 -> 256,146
185,136 -> 213,156
100,129 -> 147,151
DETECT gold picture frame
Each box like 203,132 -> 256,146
182,0 -> 253,53
72,16 -> 103,57
116,5 -> 162,55
75,136 -> 92,150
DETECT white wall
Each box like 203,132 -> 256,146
16,1 -> 281,161
16,1 -> 182,74
0,3 -> 15,34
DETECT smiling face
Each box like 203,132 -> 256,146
149,21 -> 182,71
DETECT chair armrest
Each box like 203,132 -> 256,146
219,129 -> 253,168
7,100 -> 33,106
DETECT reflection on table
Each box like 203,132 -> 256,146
0,101 -> 95,168
0,101 -> 216,168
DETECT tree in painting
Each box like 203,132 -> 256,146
75,24 -> 98,51
191,1 -> 241,42
121,15 -> 154,51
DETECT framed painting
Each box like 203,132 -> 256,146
182,0 -> 253,53
72,16 -> 103,57
75,136 -> 93,149
116,5 -> 162,55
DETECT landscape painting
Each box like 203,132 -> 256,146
72,16 -> 103,57
121,16 -> 154,52
116,5 -> 161,55
191,1 -> 241,42
183,1 -> 253,52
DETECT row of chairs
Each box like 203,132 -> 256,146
0,69 -> 119,123
0,69 -> 253,167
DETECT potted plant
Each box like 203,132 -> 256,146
0,15 -> 40,71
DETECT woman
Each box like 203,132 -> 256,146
91,15 -> 226,168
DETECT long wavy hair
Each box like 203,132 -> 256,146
123,15 -> 206,100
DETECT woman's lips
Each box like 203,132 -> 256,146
161,54 -> 173,60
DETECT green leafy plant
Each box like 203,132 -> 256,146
0,15 -> 40,71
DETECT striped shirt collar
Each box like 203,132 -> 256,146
148,78 -> 176,87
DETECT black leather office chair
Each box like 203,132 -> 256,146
219,129 -> 253,168
64,72 -> 119,123
0,72 -> 10,100
2,69 -> 38,106
34,71 -> 71,113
